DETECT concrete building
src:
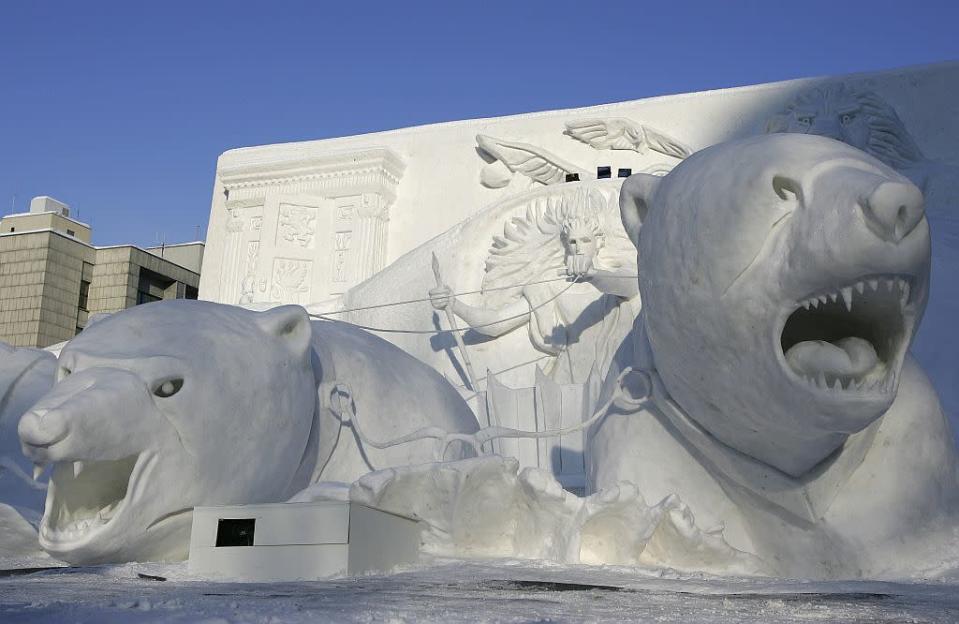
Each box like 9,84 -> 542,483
0,196 -> 204,348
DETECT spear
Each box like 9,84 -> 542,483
431,252 -> 480,393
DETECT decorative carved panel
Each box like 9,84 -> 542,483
332,231 -> 353,284
277,204 -> 318,249
216,147 -> 405,305
270,258 -> 313,304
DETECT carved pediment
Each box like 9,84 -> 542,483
220,147 -> 405,206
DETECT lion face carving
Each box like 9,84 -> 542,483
620,134 -> 931,476
766,83 -> 925,171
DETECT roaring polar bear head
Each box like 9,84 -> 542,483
620,134 -> 931,476
17,301 -> 316,563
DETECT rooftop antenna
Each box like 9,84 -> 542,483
10,194 -> 16,215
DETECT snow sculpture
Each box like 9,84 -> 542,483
476,121 -> 688,189
0,343 -> 56,517
764,83 -> 923,165
344,456 -> 764,576
589,133 -> 959,577
16,300 -> 478,564
0,344 -> 56,456
477,134 -> 583,188
429,187 -> 638,386
766,82 -> 959,432
564,118 -> 691,159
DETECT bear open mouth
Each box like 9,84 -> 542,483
780,275 -> 915,393
39,454 -> 145,546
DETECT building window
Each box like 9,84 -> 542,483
67,229 -> 76,237
77,280 -> 90,312
136,266 -> 174,305
137,290 -> 162,305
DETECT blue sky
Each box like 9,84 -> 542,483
2,0 -> 957,247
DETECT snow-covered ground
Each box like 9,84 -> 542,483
2,558 -> 959,623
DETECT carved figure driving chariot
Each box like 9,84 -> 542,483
430,187 -> 639,386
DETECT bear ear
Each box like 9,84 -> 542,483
254,305 -> 313,357
619,174 -> 661,248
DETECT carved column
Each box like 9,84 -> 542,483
219,209 -> 245,304
355,193 -> 390,283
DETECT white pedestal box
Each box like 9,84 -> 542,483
188,501 -> 423,581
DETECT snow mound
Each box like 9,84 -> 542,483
340,456 -> 765,576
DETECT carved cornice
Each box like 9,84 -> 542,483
224,198 -> 265,210
218,147 -> 405,203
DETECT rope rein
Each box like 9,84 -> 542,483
330,367 -> 636,461
311,276 -> 577,316
310,273 -> 638,315
314,268 -> 643,463
310,275 -> 584,334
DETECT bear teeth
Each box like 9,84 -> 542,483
781,274 -> 916,396
802,368 -> 895,394
41,455 -> 139,544
798,276 -> 910,313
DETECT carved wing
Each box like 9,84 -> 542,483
641,125 -> 692,159
565,118 -> 642,151
476,134 -> 587,186
565,118 -> 691,159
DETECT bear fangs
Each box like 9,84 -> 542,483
39,454 -> 140,546
780,275 -> 916,394
795,276 -> 911,313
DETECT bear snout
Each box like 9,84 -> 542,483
17,366 -> 158,463
860,180 -> 925,243
19,407 -> 70,459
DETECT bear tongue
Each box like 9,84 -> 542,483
785,337 -> 879,379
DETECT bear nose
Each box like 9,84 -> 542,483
18,407 -> 69,453
860,181 -> 925,243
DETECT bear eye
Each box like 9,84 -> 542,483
840,112 -> 856,125
796,115 -> 813,126
58,367 -> 72,381
153,378 -> 184,398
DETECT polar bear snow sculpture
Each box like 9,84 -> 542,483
589,133 -> 959,578
0,343 -> 56,517
17,300 -> 479,564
